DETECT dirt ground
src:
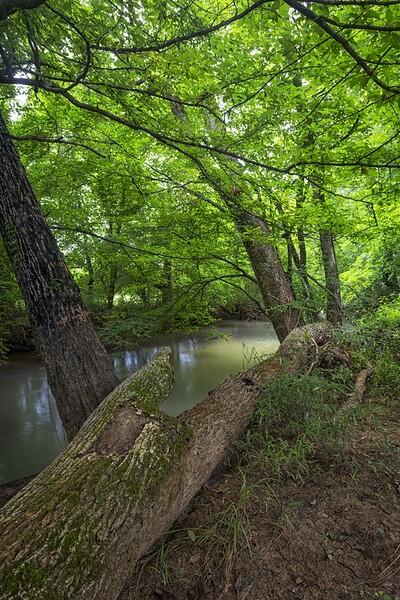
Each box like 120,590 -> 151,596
120,401 -> 400,600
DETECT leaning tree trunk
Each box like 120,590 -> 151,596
168,99 -> 297,342
169,99 -> 298,342
0,111 -> 118,439
0,322 -> 332,600
233,208 -> 300,342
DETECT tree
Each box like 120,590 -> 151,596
0,111 -> 118,439
1,0 -> 400,341
232,206 -> 299,340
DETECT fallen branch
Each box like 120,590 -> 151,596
343,365 -> 373,411
354,366 -> 373,403
0,322 -> 333,599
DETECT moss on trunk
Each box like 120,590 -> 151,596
0,323 -> 333,599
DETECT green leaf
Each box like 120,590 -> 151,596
187,529 -> 197,542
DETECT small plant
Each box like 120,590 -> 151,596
156,541 -> 171,587
241,342 -> 271,370
193,470 -> 255,588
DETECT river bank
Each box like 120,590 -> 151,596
0,320 -> 278,484
120,335 -> 400,600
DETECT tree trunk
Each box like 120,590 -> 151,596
106,222 -> 121,309
297,226 -> 308,285
320,229 -> 342,325
312,184 -> 342,326
233,208 -> 300,342
0,111 -> 118,439
295,183 -> 315,308
107,263 -> 119,309
85,254 -> 94,305
161,259 -> 174,329
169,102 -> 297,342
286,240 -> 295,297
0,322 -> 333,600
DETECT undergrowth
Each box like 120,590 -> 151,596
149,316 -> 400,594
241,370 -> 367,481
152,369 -> 375,591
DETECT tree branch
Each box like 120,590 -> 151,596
94,0 -> 273,54
0,0 -> 44,20
3,132 -> 107,157
284,0 -> 400,95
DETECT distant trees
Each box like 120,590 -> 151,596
1,0 -> 399,357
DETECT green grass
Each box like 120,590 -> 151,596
240,372 -> 361,480
150,323 -> 400,594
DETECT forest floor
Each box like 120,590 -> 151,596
121,365 -> 400,600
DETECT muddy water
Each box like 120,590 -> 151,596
0,320 -> 278,484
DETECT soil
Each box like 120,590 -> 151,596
120,400 -> 400,600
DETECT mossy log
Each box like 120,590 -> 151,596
0,322 -> 332,599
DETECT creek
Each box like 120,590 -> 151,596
0,320 -> 278,484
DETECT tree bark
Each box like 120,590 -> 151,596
0,322 -> 332,600
0,111 -> 118,439
106,222 -> 121,309
107,263 -> 119,309
233,208 -> 300,342
169,100 -> 297,342
313,184 -> 342,326
296,192 -> 312,302
286,239 -> 295,296
319,229 -> 342,325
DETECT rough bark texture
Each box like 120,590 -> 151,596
233,209 -> 300,342
320,230 -> 342,325
0,111 -> 118,439
0,322 -> 332,600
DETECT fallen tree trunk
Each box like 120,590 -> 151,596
0,322 -> 332,600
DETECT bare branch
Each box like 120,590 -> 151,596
3,132 -> 107,157
304,0 -> 400,5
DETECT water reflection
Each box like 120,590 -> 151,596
0,320 -> 278,484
